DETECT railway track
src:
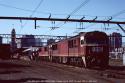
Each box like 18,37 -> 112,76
0,60 -> 125,83
8,60 -> 125,78
23,60 -> 125,82
97,66 -> 125,79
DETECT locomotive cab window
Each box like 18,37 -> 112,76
80,36 -> 85,44
86,38 -> 106,44
52,44 -> 57,50
81,40 -> 84,44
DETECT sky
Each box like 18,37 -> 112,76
0,0 -> 125,37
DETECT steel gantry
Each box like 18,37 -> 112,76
0,16 -> 125,24
0,34 -> 69,40
0,16 -> 124,30
0,16 -> 125,45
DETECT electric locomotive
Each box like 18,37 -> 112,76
39,31 -> 109,68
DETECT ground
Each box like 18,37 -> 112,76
0,59 -> 125,83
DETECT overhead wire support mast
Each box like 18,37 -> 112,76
0,16 -> 125,24
35,19 -> 37,29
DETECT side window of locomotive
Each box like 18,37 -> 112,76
73,40 -> 77,47
38,48 -> 41,52
44,47 -> 48,51
68,40 -> 74,48
52,44 -> 58,50
68,39 -> 78,48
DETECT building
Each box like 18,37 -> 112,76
109,32 -> 122,51
35,38 -> 43,46
11,28 -> 17,51
21,35 -> 36,47
109,47 -> 125,59
16,37 -> 43,48
16,38 -> 22,48
0,36 -> 2,44
47,39 -> 55,45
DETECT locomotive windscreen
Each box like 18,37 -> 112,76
86,37 -> 107,44
85,31 -> 108,44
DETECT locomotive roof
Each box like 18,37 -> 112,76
67,31 -> 107,39
47,31 -> 107,45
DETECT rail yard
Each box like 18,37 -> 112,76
0,1 -> 125,83
0,59 -> 124,83
0,30 -> 125,83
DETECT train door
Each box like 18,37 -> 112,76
80,36 -> 88,67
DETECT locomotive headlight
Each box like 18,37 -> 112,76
92,47 -> 103,52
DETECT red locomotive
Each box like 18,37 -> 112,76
39,31 -> 109,68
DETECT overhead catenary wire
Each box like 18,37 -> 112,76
0,0 -> 124,34
30,0 -> 44,17
0,3 -> 125,20
69,0 -> 91,16
19,0 -> 44,32
0,3 -> 34,12
0,3 -> 49,15
77,9 -> 125,33
111,10 -> 125,33
54,0 -> 91,30
112,10 -> 125,18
